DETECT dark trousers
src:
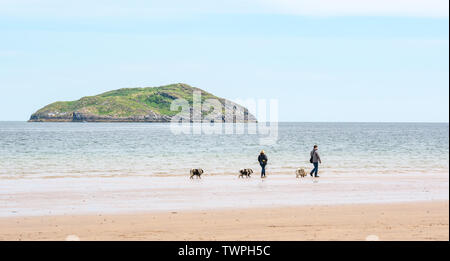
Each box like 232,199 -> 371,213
260,164 -> 266,177
310,162 -> 319,176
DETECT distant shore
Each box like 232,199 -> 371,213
0,201 -> 447,241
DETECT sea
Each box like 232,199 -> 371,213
0,122 -> 448,179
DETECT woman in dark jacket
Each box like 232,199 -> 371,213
258,150 -> 268,178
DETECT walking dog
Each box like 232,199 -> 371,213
190,169 -> 204,179
239,168 -> 253,178
296,168 -> 307,178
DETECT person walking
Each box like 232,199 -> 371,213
258,150 -> 268,178
310,145 -> 322,177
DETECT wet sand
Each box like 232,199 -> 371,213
1,173 -> 448,240
0,201 -> 448,241
1,173 -> 448,217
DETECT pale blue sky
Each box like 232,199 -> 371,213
0,0 -> 448,122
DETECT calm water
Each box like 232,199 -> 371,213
0,122 -> 448,179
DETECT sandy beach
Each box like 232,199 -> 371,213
0,201 -> 447,241
2,173 -> 448,215
0,173 -> 448,241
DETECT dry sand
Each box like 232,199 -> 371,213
0,200 -> 448,241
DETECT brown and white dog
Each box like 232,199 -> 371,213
190,169 -> 204,179
239,168 -> 253,178
296,168 -> 307,178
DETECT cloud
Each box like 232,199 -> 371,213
0,50 -> 20,57
261,0 -> 449,18
0,0 -> 448,18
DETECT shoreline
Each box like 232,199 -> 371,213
1,173 -> 448,217
1,200 -> 448,241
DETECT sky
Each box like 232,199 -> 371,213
0,0 -> 448,122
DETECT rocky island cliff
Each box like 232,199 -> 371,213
29,83 -> 257,123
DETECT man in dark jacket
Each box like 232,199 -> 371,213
310,145 -> 322,177
258,150 -> 268,178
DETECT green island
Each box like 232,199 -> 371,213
29,83 -> 257,122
